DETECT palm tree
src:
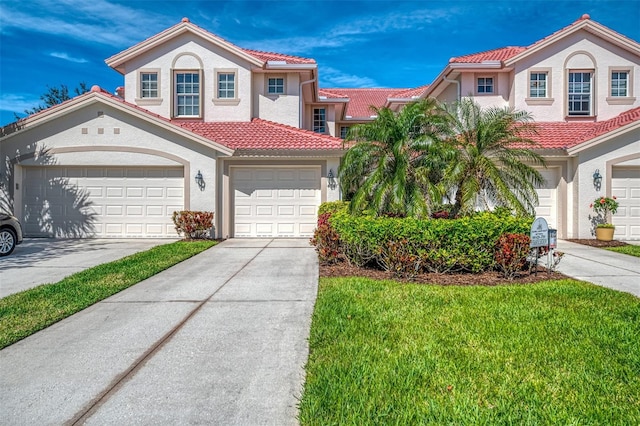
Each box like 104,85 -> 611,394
442,98 -> 545,216
339,99 -> 452,218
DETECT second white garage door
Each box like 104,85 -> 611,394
232,167 -> 321,237
22,166 -> 184,237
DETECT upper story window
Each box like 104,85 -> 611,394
477,77 -> 494,94
313,108 -> 326,133
568,71 -> 592,116
140,72 -> 158,98
611,71 -> 629,97
268,77 -> 285,95
529,72 -> 547,98
217,72 -> 236,99
340,126 -> 349,139
175,71 -> 200,117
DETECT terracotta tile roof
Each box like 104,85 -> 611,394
322,88 -> 402,118
528,122 -> 597,149
318,89 -> 349,99
529,107 -> 640,149
173,118 -> 343,150
389,85 -> 430,99
449,46 -> 527,63
241,48 -> 315,65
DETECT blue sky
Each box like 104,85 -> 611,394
1,0 -> 639,126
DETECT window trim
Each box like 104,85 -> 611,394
313,107 -> 327,134
566,69 -> 595,117
475,74 -> 496,95
173,69 -> 203,119
525,68 -> 554,105
135,69 -> 162,106
213,68 -> 240,105
266,75 -> 286,96
607,66 -> 635,105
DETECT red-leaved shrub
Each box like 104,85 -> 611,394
494,233 -> 531,279
310,212 -> 341,264
172,211 -> 214,240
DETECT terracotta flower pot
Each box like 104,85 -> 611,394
595,227 -> 615,241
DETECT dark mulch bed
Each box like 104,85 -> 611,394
320,262 -> 568,286
565,239 -> 628,248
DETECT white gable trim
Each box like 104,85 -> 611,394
505,19 -> 640,67
567,121 -> 640,155
1,91 -> 235,157
105,21 -> 264,73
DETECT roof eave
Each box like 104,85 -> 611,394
105,21 -> 264,72
567,121 -> 640,155
505,20 -> 640,67
264,63 -> 317,70
1,92 -> 235,156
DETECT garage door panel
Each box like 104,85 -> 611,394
256,205 -> 274,216
278,189 -> 294,198
232,167 -> 320,238
23,166 -> 183,238
256,223 -> 274,235
300,223 -> 317,235
278,205 -> 294,215
277,223 -> 295,235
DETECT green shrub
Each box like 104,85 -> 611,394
172,211 -> 214,239
328,211 -> 532,273
318,201 -> 349,216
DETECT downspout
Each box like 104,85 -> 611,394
299,75 -> 316,128
443,76 -> 461,101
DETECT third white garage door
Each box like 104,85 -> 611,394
612,167 -> 640,240
534,167 -> 560,230
232,167 -> 321,237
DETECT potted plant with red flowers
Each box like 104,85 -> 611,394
590,196 -> 619,241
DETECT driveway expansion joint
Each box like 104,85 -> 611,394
67,240 -> 272,425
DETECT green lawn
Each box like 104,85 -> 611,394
606,244 -> 640,258
300,277 -> 640,425
0,240 -> 216,349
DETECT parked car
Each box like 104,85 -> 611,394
0,214 -> 23,256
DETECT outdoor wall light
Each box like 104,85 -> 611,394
195,170 -> 205,191
593,169 -> 602,191
327,168 -> 337,190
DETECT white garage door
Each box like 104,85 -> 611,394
612,167 -> 640,240
535,168 -> 559,230
23,166 -> 184,237
232,167 -> 321,237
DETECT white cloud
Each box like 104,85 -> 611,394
0,94 -> 41,113
50,52 -> 89,63
237,6 -> 458,57
320,67 -> 378,88
0,0 -> 170,47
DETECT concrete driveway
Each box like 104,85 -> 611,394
0,238 -> 175,298
0,238 -> 318,425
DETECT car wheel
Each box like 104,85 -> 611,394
0,228 -> 17,256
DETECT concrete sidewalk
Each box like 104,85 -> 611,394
0,238 -> 318,425
556,240 -> 640,297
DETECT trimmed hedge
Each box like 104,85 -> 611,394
324,207 -> 532,273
